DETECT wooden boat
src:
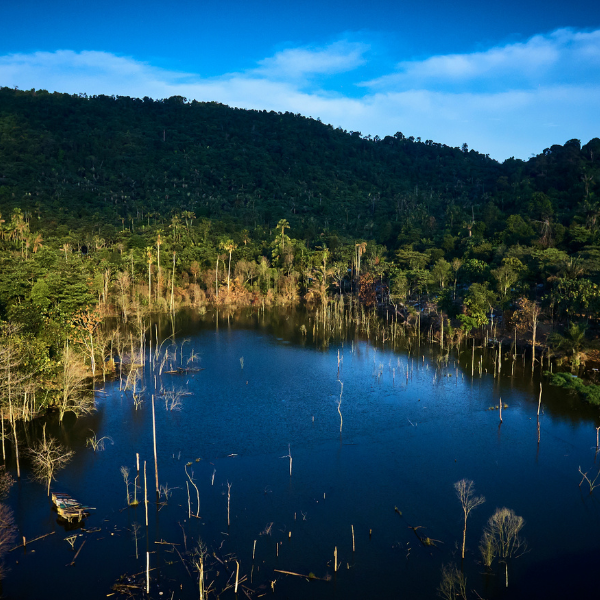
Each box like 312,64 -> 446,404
56,499 -> 82,509
52,494 -> 80,507
56,505 -> 90,523
51,493 -> 94,523
51,492 -> 71,503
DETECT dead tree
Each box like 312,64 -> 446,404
455,479 -> 485,559
27,424 -> 74,496
479,507 -> 526,587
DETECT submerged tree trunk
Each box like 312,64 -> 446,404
532,321 -> 537,375
9,399 -> 19,479
227,250 -> 232,293
170,252 -> 176,313
215,257 -> 219,301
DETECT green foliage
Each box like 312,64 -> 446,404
548,322 -> 588,356
461,259 -> 489,283
457,314 -> 480,335
436,289 -> 459,318
547,372 -> 600,406
554,278 -> 600,316
462,283 -> 496,329
431,258 -> 451,290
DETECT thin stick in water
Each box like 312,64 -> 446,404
144,460 -> 148,528
227,481 -> 232,527
152,395 -> 159,498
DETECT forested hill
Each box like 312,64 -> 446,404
1,86 -> 598,250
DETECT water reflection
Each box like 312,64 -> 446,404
2,307 -> 600,599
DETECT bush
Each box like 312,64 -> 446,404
546,372 -> 600,406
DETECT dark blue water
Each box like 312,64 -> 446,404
3,308 -> 600,599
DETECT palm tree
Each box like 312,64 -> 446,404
62,243 -> 71,261
170,215 -> 182,243
10,209 -> 29,256
156,231 -> 163,299
220,240 -> 237,293
549,322 -> 588,367
451,258 -> 463,299
181,211 -> 196,231
277,219 -> 290,250
355,242 -> 367,287
31,233 -> 43,254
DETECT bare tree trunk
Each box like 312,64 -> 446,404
227,250 -> 232,292
227,481 -> 231,527
9,400 -> 19,479
152,395 -> 159,499
462,514 -> 468,559
144,460 -> 148,527
215,257 -> 219,301
170,252 -> 176,313
157,242 -> 161,302
532,321 -> 536,374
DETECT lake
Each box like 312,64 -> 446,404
3,306 -> 600,599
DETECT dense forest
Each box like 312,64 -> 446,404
1,85 -> 600,423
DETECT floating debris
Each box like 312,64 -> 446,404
164,367 -> 205,375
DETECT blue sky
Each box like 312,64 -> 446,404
1,0 -> 599,160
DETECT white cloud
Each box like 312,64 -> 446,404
254,41 -> 368,81
0,30 -> 599,161
363,28 -> 600,91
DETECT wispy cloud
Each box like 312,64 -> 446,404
0,30 -> 598,160
363,28 -> 600,91
254,41 -> 368,81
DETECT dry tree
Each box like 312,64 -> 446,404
479,507 -> 526,587
454,478 -> 485,559
191,539 -> 210,600
0,503 -> 16,579
437,563 -> 467,600
57,343 -> 95,423
578,466 -> 600,493
185,464 -> 200,518
27,424 -> 74,495
86,430 -> 113,452
163,389 -> 183,411
121,466 -> 132,505
337,380 -> 343,433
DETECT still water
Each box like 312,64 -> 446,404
3,307 -> 600,599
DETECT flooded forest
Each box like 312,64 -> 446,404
1,88 -> 600,598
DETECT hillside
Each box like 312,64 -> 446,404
2,86 -> 597,250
